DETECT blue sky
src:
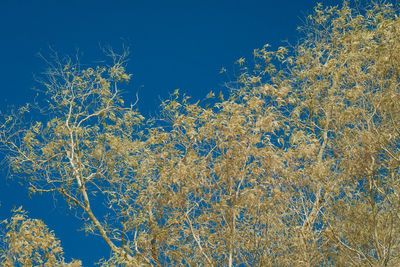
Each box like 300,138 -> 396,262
0,0 -> 337,264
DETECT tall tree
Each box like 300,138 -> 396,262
2,1 -> 400,265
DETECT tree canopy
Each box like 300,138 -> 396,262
2,1 -> 400,266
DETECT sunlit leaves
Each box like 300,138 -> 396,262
0,208 -> 81,266
2,1 -> 400,266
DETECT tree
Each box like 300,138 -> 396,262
0,207 -> 81,266
1,1 -> 400,265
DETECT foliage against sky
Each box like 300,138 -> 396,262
0,0 -> 332,264
2,0 -> 400,266
1,207 -> 81,266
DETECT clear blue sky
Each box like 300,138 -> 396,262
0,0 -> 337,264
